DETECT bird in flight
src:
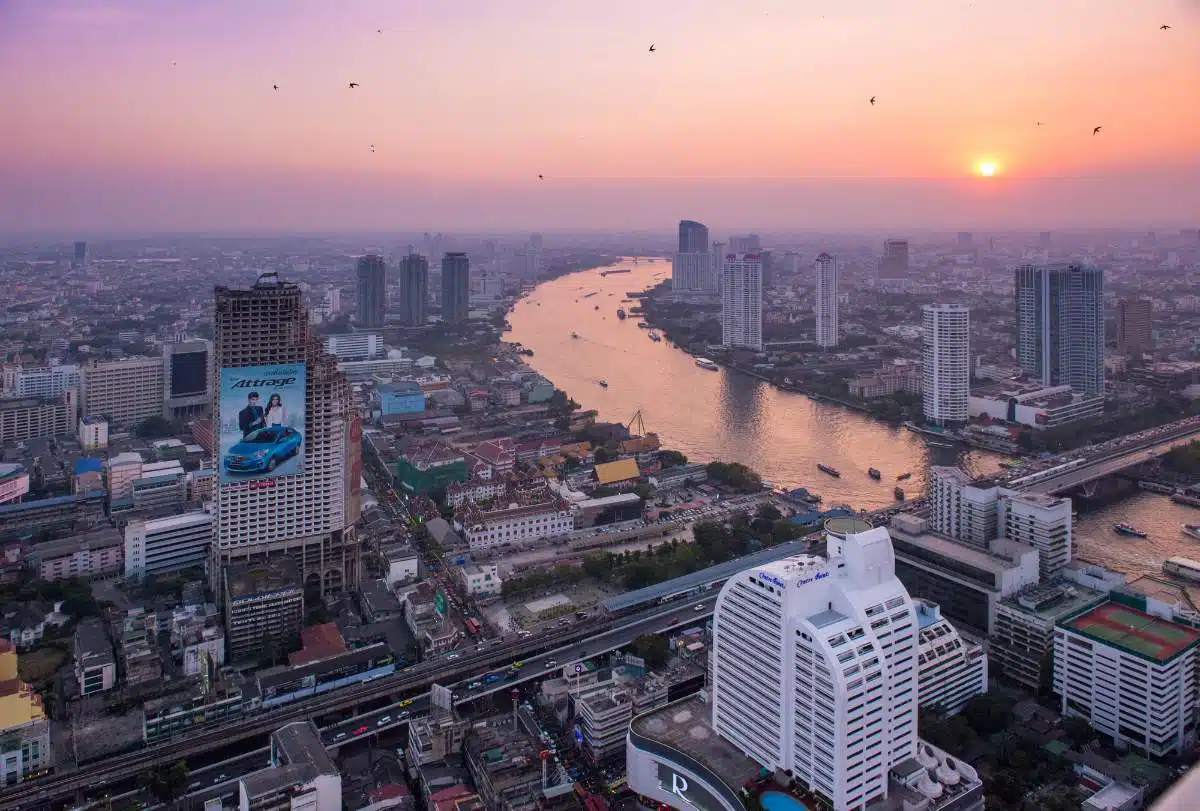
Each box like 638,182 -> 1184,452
170,61 -> 177,68
272,84 -> 279,91
1160,24 -> 1171,30
648,44 -> 656,52
1036,121 -> 1044,127
1093,126 -> 1103,135
377,28 -> 383,33
869,96 -> 876,106
348,82 -> 360,89
370,144 -> 376,153
538,174 -> 544,180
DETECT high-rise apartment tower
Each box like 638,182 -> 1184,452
355,255 -> 387,329
720,253 -> 762,351
1014,264 -> 1105,396
441,252 -> 470,325
814,252 -> 839,348
922,304 -> 970,425
398,253 -> 429,327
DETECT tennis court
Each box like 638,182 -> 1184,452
1065,602 -> 1200,662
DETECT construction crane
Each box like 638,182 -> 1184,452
627,409 -> 646,438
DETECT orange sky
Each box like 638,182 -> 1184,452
1,0 -> 1197,230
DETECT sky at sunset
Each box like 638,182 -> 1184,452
2,0 -> 1198,233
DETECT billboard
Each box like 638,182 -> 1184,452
218,364 -> 306,484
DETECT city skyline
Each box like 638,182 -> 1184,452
2,0 -> 1198,232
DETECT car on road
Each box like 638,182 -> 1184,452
485,674 -> 502,684
334,732 -> 347,742
468,681 -> 482,690
222,426 -> 303,475
511,660 -> 524,669
446,652 -> 460,660
353,725 -> 369,736
399,698 -> 413,708
543,658 -> 557,668
378,715 -> 392,726
695,603 -> 706,611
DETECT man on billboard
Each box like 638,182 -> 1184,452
238,392 -> 267,437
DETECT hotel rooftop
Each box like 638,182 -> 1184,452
1061,601 -> 1200,664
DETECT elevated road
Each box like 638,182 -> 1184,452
1019,421 -> 1200,495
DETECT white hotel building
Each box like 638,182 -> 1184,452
914,600 -> 987,715
922,304 -> 970,426
627,525 -> 984,811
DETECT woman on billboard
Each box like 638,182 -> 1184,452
265,393 -> 287,428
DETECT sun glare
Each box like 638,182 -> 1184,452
978,162 -> 997,177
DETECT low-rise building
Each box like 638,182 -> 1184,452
456,562 -> 501,598
142,683 -> 248,743
464,720 -> 548,811
32,527 -> 123,582
382,542 -> 420,586
73,618 -> 116,696
123,510 -> 212,579
458,497 -> 573,551
847,364 -> 923,399
237,721 -> 342,811
0,392 -> 75,444
0,490 -> 107,544
390,437 -> 468,494
1055,599 -> 1200,757
593,458 -> 641,490
0,640 -> 52,783
470,438 -> 517,477
969,381 -> 1104,429
576,688 -> 634,763
379,381 -> 426,415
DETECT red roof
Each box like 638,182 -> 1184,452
288,623 -> 347,667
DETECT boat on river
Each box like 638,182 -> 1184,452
648,331 -> 662,342
694,358 -> 718,371
1113,523 -> 1148,538
894,487 -> 905,501
1183,524 -> 1200,541
570,332 -> 580,339
598,379 -> 608,388
896,472 -> 913,481
868,468 -> 882,480
616,309 -> 627,319
1163,556 -> 1200,584
818,464 -> 841,478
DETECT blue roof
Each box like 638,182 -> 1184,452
0,463 -> 24,481
380,381 -> 422,394
600,538 -> 813,613
74,457 -> 104,474
0,490 -> 105,516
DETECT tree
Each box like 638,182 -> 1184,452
629,634 -> 670,669
594,446 -> 617,464
135,415 -> 174,439
139,760 -> 189,804
1062,716 -> 1097,749
960,693 -> 1012,737
755,503 -> 782,522
659,450 -> 688,469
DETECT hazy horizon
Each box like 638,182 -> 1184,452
3,0 -> 1198,232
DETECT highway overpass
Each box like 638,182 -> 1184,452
1018,421 -> 1200,496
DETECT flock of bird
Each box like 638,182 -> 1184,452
168,18 -> 1179,168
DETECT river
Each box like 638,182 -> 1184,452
506,258 -> 1007,511
1072,493 -> 1200,579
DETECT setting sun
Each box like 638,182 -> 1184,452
978,162 -> 997,177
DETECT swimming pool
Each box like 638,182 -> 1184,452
759,791 -> 809,811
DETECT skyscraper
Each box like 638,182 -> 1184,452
72,240 -> 88,269
1014,263 -> 1105,396
398,253 -> 429,327
956,232 -> 973,248
355,255 -> 386,329
922,304 -> 971,425
813,252 -> 839,348
879,238 -> 909,279
711,527 -> 920,810
441,252 -> 470,324
1117,296 -> 1153,357
728,234 -> 761,254
212,273 -> 359,598
677,220 -> 709,253
720,253 -> 762,351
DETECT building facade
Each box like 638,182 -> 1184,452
671,252 -> 715,293
1117,297 -> 1153,357
398,253 -> 429,327
9,364 -> 80,399
720,253 -> 763,351
222,559 -> 304,662
80,356 -> 166,428
124,511 -> 213,579
922,304 -> 970,425
678,220 -> 710,253
356,254 -> 387,329
212,273 -> 359,597
1014,263 -> 1105,397
0,393 -> 74,443
0,640 -> 52,784
914,600 -> 987,715
441,252 -> 470,325
162,339 -> 211,419
814,253 -> 839,348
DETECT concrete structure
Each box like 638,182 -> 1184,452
879,239 -> 910,280
79,356 -> 166,428
77,415 -> 108,451
1055,599 -> 1200,757
991,582 -> 1107,690
969,381 -> 1104,430
378,381 -> 426,415
711,527 -> 920,809
577,688 -> 634,762
0,392 -> 75,443
459,497 -> 573,551
720,253 -> 763,351
1002,491 -> 1073,580
913,600 -> 987,715
728,234 -> 761,254
0,465 -> 28,507
222,558 -> 304,662
678,220 -> 710,253
73,619 -> 116,696
0,640 -> 52,784
357,254 -> 387,329
887,513 -> 1040,635
162,339 -> 211,419
398,253 -> 430,327
124,510 -> 213,579
72,240 -> 87,268
928,467 -> 998,549
238,720 -> 343,811
8,364 -> 79,399
455,562 -> 501,598
324,332 -> 383,361
922,304 -> 970,425
213,273 -> 360,597
441,252 -> 470,325
33,527 -> 123,582
1015,263 -> 1105,397
813,252 -> 839,348
1117,297 -> 1153,357
671,251 -> 715,293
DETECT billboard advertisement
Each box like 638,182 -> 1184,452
218,364 -> 306,483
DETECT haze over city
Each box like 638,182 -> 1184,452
2,0 -> 1199,233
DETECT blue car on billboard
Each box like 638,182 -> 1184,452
223,426 -> 302,475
